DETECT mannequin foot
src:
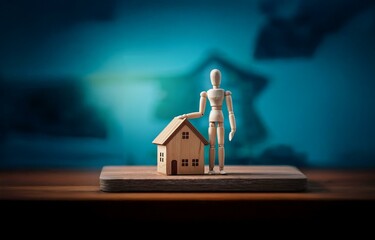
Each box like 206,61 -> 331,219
208,170 -> 216,175
219,170 -> 227,175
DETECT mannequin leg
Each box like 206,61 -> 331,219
208,122 -> 216,174
217,122 -> 226,174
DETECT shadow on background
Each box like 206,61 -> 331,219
1,0 -> 375,169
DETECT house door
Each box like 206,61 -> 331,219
171,160 -> 177,175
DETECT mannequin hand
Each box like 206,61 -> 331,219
229,130 -> 236,141
177,114 -> 187,119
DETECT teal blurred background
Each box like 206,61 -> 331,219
1,0 -> 375,169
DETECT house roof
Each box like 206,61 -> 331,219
152,117 -> 209,145
156,53 -> 267,95
191,53 -> 268,96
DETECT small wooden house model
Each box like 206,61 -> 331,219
152,117 -> 209,175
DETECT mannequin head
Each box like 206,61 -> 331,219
210,69 -> 221,88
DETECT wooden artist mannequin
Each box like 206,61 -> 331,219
178,69 -> 236,174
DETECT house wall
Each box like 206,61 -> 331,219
166,125 -> 205,175
157,145 -> 167,175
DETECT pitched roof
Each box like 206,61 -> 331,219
152,117 -> 209,145
191,53 -> 268,97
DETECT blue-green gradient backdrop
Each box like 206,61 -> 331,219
1,0 -> 375,169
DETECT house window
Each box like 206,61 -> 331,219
182,131 -> 189,139
192,159 -> 199,166
159,152 -> 164,162
182,159 -> 188,166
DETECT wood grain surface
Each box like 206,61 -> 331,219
1,166 -> 374,223
99,165 -> 307,192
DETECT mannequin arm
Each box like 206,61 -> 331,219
178,91 -> 207,119
225,91 -> 236,141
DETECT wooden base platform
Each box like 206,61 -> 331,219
100,165 -> 307,192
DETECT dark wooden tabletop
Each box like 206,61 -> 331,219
1,167 -> 374,224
